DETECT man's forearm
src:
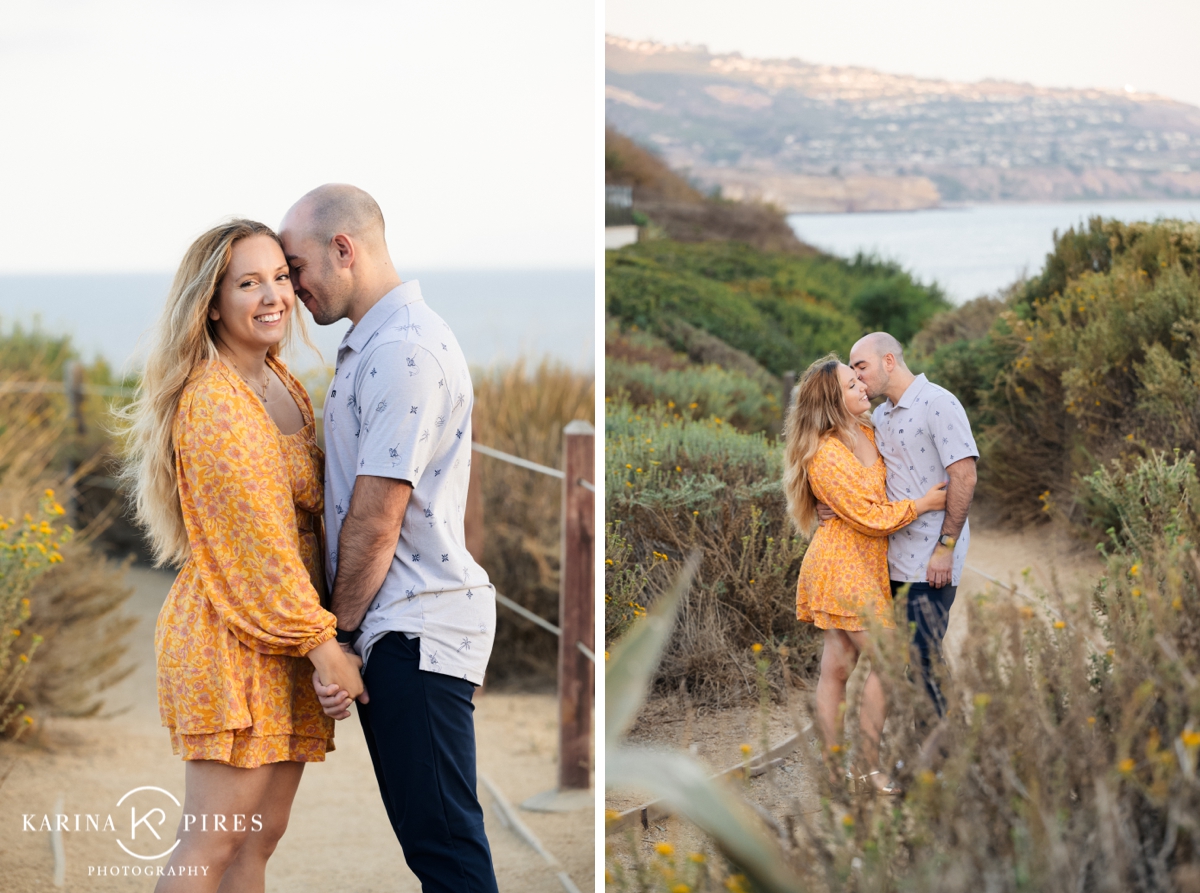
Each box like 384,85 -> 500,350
330,476 -> 411,630
331,518 -> 399,629
940,459 -> 977,539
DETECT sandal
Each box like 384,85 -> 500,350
865,770 -> 903,796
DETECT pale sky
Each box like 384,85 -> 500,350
607,0 -> 1200,109
0,1 -> 594,273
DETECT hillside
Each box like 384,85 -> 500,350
606,35 -> 1200,210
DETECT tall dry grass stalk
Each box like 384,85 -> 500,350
472,358 -> 595,683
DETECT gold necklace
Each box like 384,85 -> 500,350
222,352 -> 270,403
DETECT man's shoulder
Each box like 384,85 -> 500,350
922,381 -> 968,415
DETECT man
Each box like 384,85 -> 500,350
842,332 -> 978,716
280,184 -> 499,893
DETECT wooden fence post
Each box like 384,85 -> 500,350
558,420 -> 594,791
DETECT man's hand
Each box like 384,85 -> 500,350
312,643 -> 369,720
926,545 -> 953,589
815,502 -> 836,525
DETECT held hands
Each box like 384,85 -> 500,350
915,481 -> 948,515
815,502 -> 836,525
308,639 -> 368,720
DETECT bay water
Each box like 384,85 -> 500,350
0,268 -> 595,375
788,201 -> 1200,304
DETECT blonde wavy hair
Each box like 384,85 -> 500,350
782,352 -> 874,535
117,219 -> 314,567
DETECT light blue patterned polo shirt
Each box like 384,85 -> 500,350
323,281 -> 495,683
871,374 -> 979,586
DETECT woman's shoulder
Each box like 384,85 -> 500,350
175,362 -> 260,432
810,434 -> 848,468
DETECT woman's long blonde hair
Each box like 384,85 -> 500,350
782,352 -> 874,535
117,219 -> 313,567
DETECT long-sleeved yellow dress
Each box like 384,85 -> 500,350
796,426 -> 917,631
155,357 -> 337,768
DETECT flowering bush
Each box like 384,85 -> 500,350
0,490 -> 71,737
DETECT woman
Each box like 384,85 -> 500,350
120,219 -> 363,892
783,353 -> 946,794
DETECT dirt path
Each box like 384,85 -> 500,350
605,518 -> 1106,868
1,567 -> 594,892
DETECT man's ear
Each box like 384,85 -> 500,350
882,353 -> 895,373
330,234 -> 355,269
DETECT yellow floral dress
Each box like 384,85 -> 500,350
155,357 -> 337,768
796,426 -> 917,631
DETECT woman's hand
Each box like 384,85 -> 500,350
308,637 -> 365,705
915,481 -> 948,515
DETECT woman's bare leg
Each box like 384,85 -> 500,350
154,760 -> 297,893
815,629 -> 860,754
846,628 -> 896,791
216,761 -> 304,893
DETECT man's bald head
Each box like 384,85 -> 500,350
853,331 -> 908,370
848,330 -> 914,402
286,183 -> 387,250
279,184 -> 401,327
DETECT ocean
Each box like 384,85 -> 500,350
0,268 -> 595,374
788,201 -> 1200,304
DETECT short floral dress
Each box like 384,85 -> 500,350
155,357 -> 337,768
796,426 -> 918,631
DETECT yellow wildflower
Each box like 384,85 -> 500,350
1118,758 -> 1135,774
44,489 -> 54,499
688,853 -> 705,863
1087,716 -> 1096,726
751,643 -> 763,653
19,654 -> 28,663
654,842 -> 674,856
973,693 -> 991,708
842,814 -> 854,828
1130,564 -> 1141,577
1182,731 -> 1200,748
1053,620 -> 1066,629
739,743 -> 752,755
1132,588 -> 1142,598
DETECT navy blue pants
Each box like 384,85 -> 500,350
891,581 -> 957,717
357,633 -> 498,893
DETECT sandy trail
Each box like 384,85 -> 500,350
1,567 -> 594,892
605,518 -> 1106,868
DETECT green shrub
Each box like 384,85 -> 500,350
606,359 -> 782,435
911,218 -> 1200,527
606,241 -> 948,376
604,399 -> 813,703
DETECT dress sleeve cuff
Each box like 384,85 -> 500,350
297,623 -> 337,657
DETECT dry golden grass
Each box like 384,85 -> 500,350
472,359 -> 595,684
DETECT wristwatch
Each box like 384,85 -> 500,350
937,534 -> 957,549
335,628 -> 360,645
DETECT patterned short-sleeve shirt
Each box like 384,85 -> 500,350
871,374 -> 979,586
323,281 -> 495,684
